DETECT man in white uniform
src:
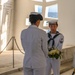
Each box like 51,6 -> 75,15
21,12 -> 48,75
46,20 -> 64,75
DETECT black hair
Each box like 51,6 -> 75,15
29,14 -> 43,24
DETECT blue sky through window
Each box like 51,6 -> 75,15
48,4 -> 58,18
38,6 -> 42,13
35,5 -> 42,14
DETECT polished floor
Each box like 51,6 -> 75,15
0,50 -> 74,75
61,69 -> 73,75
8,69 -> 74,75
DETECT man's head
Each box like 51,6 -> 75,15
48,20 -> 58,33
29,12 -> 43,27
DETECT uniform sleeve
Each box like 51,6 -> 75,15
57,34 -> 64,51
41,31 -> 48,58
21,30 -> 25,52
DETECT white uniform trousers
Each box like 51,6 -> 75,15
46,57 -> 60,75
23,67 -> 46,75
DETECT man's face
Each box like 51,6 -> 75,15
49,24 -> 58,33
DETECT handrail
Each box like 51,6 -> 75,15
0,36 -> 25,68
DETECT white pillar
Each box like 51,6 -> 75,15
0,0 -> 1,51
1,0 -> 14,50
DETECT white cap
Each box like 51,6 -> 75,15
29,12 -> 43,21
30,12 -> 40,15
47,20 -> 58,25
48,20 -> 58,23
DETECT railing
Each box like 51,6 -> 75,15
0,36 -> 24,68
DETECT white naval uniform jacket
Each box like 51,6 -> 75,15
48,32 -> 64,51
21,25 -> 48,69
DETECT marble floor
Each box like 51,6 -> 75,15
61,69 -> 73,75
0,50 -> 74,75
7,69 -> 74,75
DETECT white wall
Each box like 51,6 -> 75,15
14,0 -> 35,49
58,0 -> 75,46
14,0 -> 75,49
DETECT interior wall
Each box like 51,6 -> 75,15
58,0 -> 75,46
14,0 -> 75,49
14,0 -> 35,49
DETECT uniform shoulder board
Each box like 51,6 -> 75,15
59,33 -> 64,43
60,38 -> 64,43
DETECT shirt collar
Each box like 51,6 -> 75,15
29,25 -> 38,28
49,31 -> 59,34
